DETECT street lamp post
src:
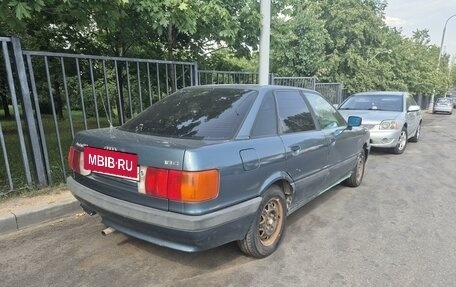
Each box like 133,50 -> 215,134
429,14 -> 456,113
258,0 -> 271,85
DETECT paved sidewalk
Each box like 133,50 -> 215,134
0,189 -> 81,234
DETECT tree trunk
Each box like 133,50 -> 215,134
1,93 -> 10,119
53,78 -> 64,120
0,76 -> 11,119
168,22 -> 176,93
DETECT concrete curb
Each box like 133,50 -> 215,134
0,212 -> 18,234
0,197 -> 82,235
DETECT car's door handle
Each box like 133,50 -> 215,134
290,145 -> 301,154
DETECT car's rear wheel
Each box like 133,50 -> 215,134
238,185 -> 286,258
343,151 -> 366,187
409,123 -> 421,142
391,127 -> 407,154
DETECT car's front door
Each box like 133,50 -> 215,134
405,94 -> 419,136
304,92 -> 361,188
275,90 -> 329,205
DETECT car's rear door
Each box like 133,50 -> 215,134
275,90 -> 329,205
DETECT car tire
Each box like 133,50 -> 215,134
409,123 -> 421,143
238,185 -> 287,258
391,127 -> 408,154
343,151 -> 366,187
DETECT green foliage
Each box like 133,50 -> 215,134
0,0 -> 451,97
271,1 -> 327,76
269,0 -> 448,96
2,0 -> 44,21
202,49 -> 258,72
450,62 -> 456,90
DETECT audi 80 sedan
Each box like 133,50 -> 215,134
67,85 -> 370,258
338,91 -> 422,154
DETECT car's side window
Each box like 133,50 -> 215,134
275,91 -> 316,133
305,93 -> 346,130
251,93 -> 278,137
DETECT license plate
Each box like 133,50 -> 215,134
84,146 -> 139,180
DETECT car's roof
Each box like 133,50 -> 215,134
184,84 -> 318,94
352,91 -> 406,97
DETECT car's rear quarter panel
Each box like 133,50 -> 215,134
179,137 -> 286,215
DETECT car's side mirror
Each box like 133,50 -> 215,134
408,105 -> 420,112
347,116 -> 362,130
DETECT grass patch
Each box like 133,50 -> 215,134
0,183 -> 68,203
0,107 -> 113,196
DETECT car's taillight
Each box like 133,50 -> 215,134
138,167 -> 219,203
68,146 -> 90,175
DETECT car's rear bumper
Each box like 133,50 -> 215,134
433,106 -> 453,113
67,176 -> 261,252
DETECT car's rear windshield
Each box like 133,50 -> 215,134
119,87 -> 257,140
339,94 -> 403,112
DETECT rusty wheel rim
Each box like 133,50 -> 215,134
259,197 -> 284,246
355,153 -> 365,183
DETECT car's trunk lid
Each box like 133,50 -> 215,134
71,127 -> 208,211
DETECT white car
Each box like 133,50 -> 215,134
433,98 -> 453,114
338,91 -> 422,154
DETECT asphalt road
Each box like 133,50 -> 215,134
1,112 -> 455,287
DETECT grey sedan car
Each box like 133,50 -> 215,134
338,91 -> 422,154
433,98 -> 453,114
67,85 -> 370,257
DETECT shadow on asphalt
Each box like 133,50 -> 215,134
110,158 -> 382,267
114,229 -> 250,270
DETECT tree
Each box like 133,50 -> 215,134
1,0 -> 452,102
449,60 -> 456,91
270,1 -> 328,76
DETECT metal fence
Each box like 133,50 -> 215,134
271,77 -> 343,105
315,83 -> 343,105
1,36 -> 346,194
271,76 -> 317,90
1,37 -> 38,193
413,94 -> 431,110
197,73 -> 343,105
0,36 -> 197,193
198,70 -> 259,85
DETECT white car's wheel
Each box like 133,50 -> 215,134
409,123 -> 421,143
392,127 -> 407,154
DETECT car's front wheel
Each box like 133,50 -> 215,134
391,127 -> 408,154
409,123 -> 421,142
238,185 -> 287,258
